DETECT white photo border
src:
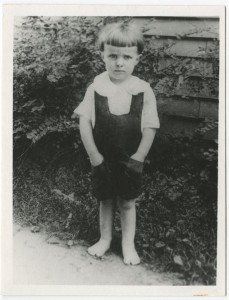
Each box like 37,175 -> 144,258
1,4 -> 226,297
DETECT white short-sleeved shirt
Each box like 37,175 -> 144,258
74,71 -> 160,132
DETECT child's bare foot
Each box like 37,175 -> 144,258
122,243 -> 140,265
87,239 -> 111,257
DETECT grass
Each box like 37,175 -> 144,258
13,137 -> 217,285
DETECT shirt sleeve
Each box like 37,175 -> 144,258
142,86 -> 160,130
73,84 -> 95,126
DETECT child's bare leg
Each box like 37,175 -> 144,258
118,198 -> 140,265
88,199 -> 114,257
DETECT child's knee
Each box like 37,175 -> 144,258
118,198 -> 136,211
100,198 -> 114,207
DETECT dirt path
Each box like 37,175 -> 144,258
13,223 -> 184,285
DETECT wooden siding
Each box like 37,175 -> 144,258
147,38 -> 219,58
133,17 -> 219,138
135,17 -> 219,40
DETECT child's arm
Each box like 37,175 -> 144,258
131,128 -> 156,162
79,116 -> 104,166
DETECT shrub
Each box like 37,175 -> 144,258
14,17 -> 104,156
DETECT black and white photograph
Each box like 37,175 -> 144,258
1,4 -> 226,296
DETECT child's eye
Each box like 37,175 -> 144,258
124,55 -> 132,60
109,54 -> 117,59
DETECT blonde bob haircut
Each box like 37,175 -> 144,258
98,22 -> 145,54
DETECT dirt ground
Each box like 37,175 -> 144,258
13,223 -> 184,286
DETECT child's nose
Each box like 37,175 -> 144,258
116,57 -> 124,67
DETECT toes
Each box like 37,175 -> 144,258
88,246 -> 99,256
87,241 -> 110,257
123,253 -> 141,265
87,247 -> 102,257
133,257 -> 141,265
87,247 -> 96,256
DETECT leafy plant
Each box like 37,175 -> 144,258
14,17 -> 105,156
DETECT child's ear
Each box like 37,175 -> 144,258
135,54 -> 142,65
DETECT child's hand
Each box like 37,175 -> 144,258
90,152 -> 104,167
130,152 -> 145,163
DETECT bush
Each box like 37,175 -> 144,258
14,17 -> 104,155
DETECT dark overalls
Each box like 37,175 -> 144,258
92,91 -> 144,201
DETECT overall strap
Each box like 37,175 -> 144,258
129,93 -> 144,116
94,91 -> 110,114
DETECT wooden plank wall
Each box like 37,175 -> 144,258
133,17 -> 219,138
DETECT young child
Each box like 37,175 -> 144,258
73,22 -> 160,265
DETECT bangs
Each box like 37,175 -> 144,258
98,22 -> 144,54
106,31 -> 140,49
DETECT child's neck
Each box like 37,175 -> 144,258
108,74 -> 132,86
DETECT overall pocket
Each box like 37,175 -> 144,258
119,157 -> 144,200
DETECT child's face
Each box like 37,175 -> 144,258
101,44 -> 140,84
